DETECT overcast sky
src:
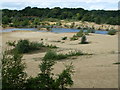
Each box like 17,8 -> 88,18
0,0 -> 120,10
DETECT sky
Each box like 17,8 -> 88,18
0,0 -> 120,10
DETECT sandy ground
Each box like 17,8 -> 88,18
0,31 -> 118,88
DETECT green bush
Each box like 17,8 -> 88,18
90,29 -> 95,33
15,40 -> 30,53
2,50 -> 27,89
70,36 -> 78,41
26,59 -> 74,89
7,40 -> 58,54
108,29 -> 116,35
80,35 -> 88,44
62,36 -> 67,40
76,30 -> 83,37
43,50 -> 58,60
14,40 -> 44,53
43,50 -> 90,60
43,50 -> 67,60
2,50 -> 74,89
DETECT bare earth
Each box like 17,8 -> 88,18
1,31 -> 118,88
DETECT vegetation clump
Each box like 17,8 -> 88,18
62,36 -> 67,40
2,51 -> 27,89
6,40 -> 58,53
70,36 -> 78,41
43,50 -> 90,60
108,29 -> 116,35
2,50 -> 74,89
80,35 -> 89,44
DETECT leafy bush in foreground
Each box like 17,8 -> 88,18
108,29 -> 116,35
2,50 -> 74,89
2,51 -> 27,89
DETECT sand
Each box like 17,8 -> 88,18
1,31 -> 118,88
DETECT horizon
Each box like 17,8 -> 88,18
1,6 -> 119,11
1,0 -> 120,10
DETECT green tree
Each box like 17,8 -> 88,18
2,50 -> 27,89
26,57 -> 74,89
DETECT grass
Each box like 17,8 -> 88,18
43,50 -> 92,60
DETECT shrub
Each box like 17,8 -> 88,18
43,50 -> 90,60
108,29 -> 116,35
113,62 -> 120,64
2,50 -> 27,89
70,36 -> 78,41
62,36 -> 67,40
15,39 -> 30,53
7,40 -> 58,54
46,44 -> 58,48
29,42 -> 44,50
14,40 -> 44,53
90,29 -> 95,33
84,32 -> 89,35
43,50 -> 67,60
6,41 -> 16,47
2,50 -> 74,89
26,59 -> 74,89
43,50 -> 58,60
67,51 -> 84,56
80,35 -> 88,44
76,30 -> 83,37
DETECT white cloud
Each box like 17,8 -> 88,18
1,0 -> 119,10
1,0 -> 119,3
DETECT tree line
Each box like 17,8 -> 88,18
2,6 -> 120,27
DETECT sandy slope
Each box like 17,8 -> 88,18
1,31 -> 118,88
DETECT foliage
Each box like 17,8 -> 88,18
6,40 -> 58,53
2,50 -> 27,89
108,29 -> 116,35
55,63 -> 74,89
43,50 -> 90,60
2,7 -> 120,28
80,35 -> 88,44
62,37 -> 67,40
26,54 -> 74,89
76,30 -> 84,37
46,44 -> 58,48
43,50 -> 67,60
67,51 -> 85,56
70,36 -> 78,41
6,41 -> 16,47
113,62 -> 120,64
2,50 -> 74,89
